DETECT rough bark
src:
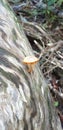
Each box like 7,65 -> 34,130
0,0 -> 62,130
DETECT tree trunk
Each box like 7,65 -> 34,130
0,0 -> 62,130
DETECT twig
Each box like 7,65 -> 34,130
43,65 -> 57,75
34,40 -> 43,50
49,84 -> 63,100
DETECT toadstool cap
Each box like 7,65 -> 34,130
23,56 -> 39,64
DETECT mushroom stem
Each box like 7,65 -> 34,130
28,64 -> 35,73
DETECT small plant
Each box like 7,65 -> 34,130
42,0 -> 63,26
54,101 -> 59,107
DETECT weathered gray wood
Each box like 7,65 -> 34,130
0,0 -> 62,130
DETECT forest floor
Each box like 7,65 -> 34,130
9,0 -> 63,127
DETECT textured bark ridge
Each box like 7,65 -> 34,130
0,0 -> 62,130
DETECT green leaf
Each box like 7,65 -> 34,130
47,0 -> 57,6
54,101 -> 59,107
57,0 -> 63,6
31,10 -> 38,16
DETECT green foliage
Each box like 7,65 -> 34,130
54,101 -> 59,107
46,0 -> 57,6
8,0 -> 21,3
41,0 -> 63,27
44,0 -> 63,6
56,0 -> 63,6
29,9 -> 38,16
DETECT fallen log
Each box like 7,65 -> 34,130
0,0 -> 62,130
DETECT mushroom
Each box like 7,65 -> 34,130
23,56 -> 39,73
